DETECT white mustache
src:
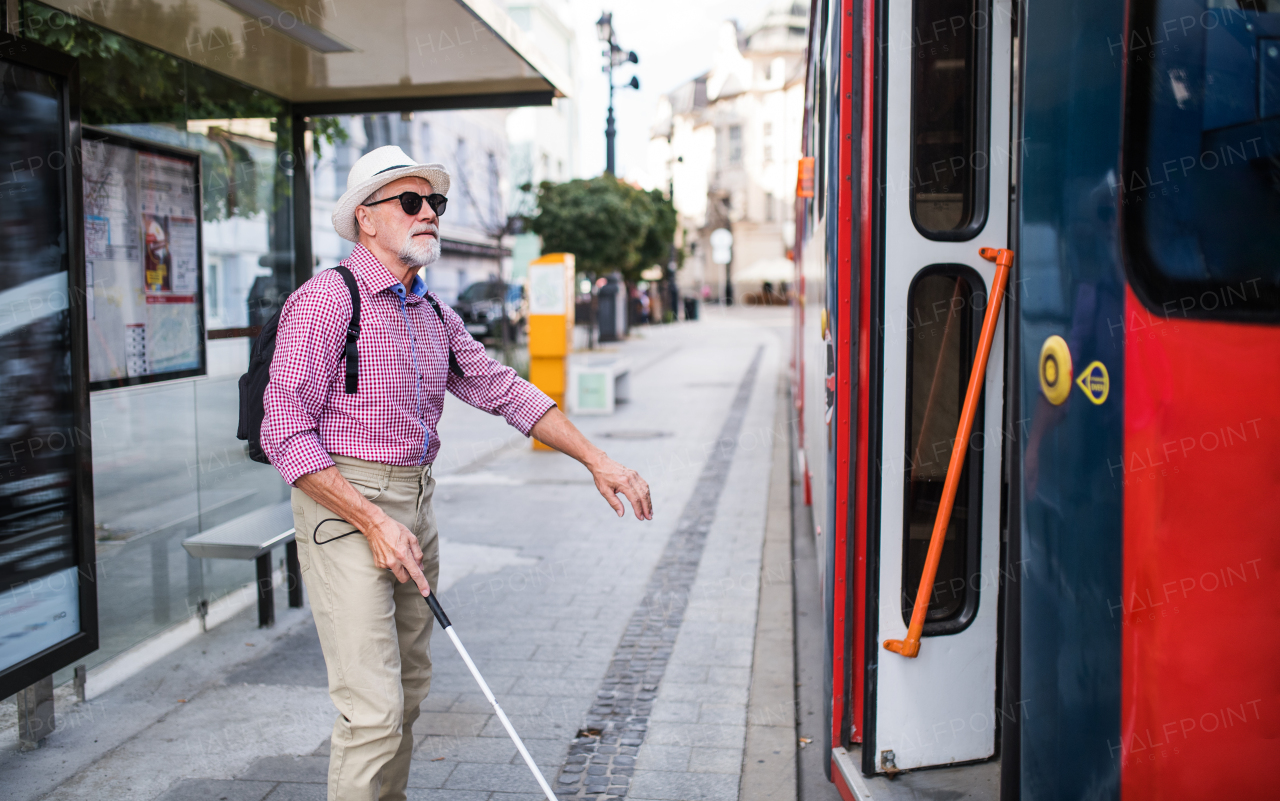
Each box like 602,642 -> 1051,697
410,223 -> 438,237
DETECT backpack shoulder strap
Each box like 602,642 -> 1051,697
424,292 -> 465,378
334,266 -> 361,394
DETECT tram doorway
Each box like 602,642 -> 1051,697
857,0 -> 1014,776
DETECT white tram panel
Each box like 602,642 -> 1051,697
871,0 -> 1013,772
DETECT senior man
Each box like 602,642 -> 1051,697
261,145 -> 651,801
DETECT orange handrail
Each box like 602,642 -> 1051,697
885,247 -> 1013,659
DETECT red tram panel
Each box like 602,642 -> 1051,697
1121,292 -> 1280,796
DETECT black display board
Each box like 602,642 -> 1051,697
0,33 -> 98,700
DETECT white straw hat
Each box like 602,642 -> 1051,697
331,145 -> 451,243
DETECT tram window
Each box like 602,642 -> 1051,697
814,0 -> 831,220
902,268 -> 983,633
1122,0 -> 1280,319
909,0 -> 990,239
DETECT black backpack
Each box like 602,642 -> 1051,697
237,266 -> 462,465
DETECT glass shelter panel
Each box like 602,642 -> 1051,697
24,1 -> 296,675
902,270 -> 982,633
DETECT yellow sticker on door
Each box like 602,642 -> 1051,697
1075,361 -> 1110,405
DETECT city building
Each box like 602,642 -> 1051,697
503,0 -> 579,281
648,3 -> 807,304
310,109 -> 515,306
306,0 -> 579,303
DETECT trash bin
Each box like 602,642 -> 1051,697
683,297 -> 699,321
597,280 -> 620,342
596,274 -> 627,341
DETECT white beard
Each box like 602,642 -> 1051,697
399,230 -> 441,269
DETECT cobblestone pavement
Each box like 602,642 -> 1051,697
553,347 -> 764,799
1,307 -> 791,801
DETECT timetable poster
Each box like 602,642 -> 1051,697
83,135 -> 204,388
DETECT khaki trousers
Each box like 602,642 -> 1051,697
291,454 -> 439,801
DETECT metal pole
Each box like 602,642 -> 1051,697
497,231 -> 510,366
255,552 -> 275,628
286,539 -> 303,608
606,70 -> 616,175
290,113 -> 313,292
884,247 -> 1013,659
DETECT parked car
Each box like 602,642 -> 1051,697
452,281 -> 527,342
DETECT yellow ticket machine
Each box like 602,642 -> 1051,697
526,253 -> 575,449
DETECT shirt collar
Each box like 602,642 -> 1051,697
405,272 -> 427,298
343,243 -> 427,299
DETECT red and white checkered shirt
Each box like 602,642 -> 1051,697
262,244 -> 555,485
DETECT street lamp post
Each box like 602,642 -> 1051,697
606,86 -> 616,176
596,11 -> 639,176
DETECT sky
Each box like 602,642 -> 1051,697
557,0 -> 788,184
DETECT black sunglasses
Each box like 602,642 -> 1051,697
363,191 -> 447,217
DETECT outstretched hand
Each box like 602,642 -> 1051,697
528,406 -> 654,522
587,453 -> 653,520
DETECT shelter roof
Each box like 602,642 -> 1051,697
36,0 -> 569,111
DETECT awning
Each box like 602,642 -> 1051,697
34,0 -> 570,111
442,237 -> 511,259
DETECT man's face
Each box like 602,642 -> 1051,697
357,176 -> 442,269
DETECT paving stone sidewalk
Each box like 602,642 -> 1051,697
552,346 -> 766,800
1,308 -> 790,801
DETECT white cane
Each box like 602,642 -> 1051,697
424,593 -> 558,801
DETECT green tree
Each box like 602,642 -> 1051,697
638,188 -> 677,271
528,176 -> 676,281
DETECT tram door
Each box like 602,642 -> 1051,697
865,0 -> 1013,773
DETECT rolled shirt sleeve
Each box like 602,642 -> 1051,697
261,284 -> 348,485
434,297 -> 556,435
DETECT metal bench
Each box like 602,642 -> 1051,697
182,501 -> 302,628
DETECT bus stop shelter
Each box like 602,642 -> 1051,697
0,0 -> 566,710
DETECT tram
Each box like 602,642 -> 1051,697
791,0 -> 1280,796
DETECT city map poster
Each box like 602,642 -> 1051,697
83,132 -> 204,388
